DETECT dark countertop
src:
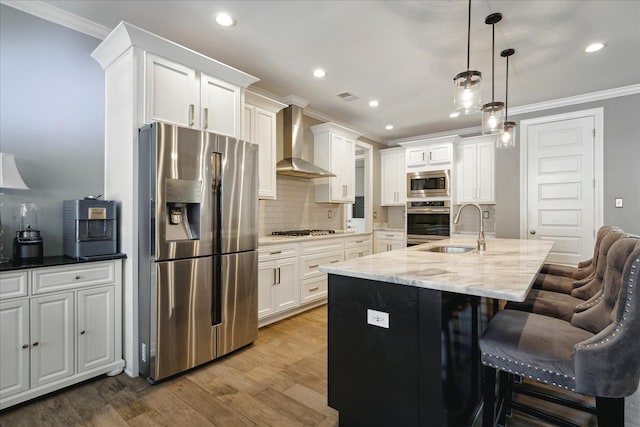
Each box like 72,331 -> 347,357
0,253 -> 127,272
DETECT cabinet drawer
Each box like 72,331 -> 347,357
346,247 -> 371,260
32,262 -> 115,295
300,251 -> 344,281
258,244 -> 298,262
344,235 -> 371,249
0,271 -> 28,300
301,276 -> 328,304
301,239 -> 344,255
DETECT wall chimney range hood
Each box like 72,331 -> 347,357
276,104 -> 336,179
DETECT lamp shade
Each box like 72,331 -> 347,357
0,153 -> 29,190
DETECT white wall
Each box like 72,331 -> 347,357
0,5 -> 104,256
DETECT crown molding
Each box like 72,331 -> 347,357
509,84 -> 640,116
1,0 -> 111,39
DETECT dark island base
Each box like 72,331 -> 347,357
328,274 -> 495,427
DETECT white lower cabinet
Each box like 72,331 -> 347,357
0,259 -> 124,410
258,234 -> 372,326
374,230 -> 406,253
258,244 -> 300,319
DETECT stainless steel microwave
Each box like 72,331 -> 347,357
406,169 -> 450,198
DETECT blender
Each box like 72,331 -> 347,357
13,202 -> 44,262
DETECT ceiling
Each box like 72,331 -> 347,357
22,1 -> 640,143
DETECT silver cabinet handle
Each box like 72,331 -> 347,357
355,240 -> 363,244
330,259 -> 340,263
273,268 -> 277,285
277,267 -> 281,284
75,275 -> 81,280
80,330 -> 86,335
309,264 -> 319,269
189,104 -> 195,126
530,230 -> 536,235
269,250 -> 282,255
422,152 -> 425,161
22,344 -> 29,349
309,286 -> 319,292
203,107 -> 209,129
32,342 -> 39,347
430,151 -> 433,161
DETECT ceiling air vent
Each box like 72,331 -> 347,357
336,92 -> 359,101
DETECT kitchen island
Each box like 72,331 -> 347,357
320,237 -> 553,427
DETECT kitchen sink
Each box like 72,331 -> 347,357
420,245 -> 475,254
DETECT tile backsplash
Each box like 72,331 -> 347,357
259,176 -> 345,235
452,204 -> 496,234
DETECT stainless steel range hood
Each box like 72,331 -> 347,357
276,104 -> 336,178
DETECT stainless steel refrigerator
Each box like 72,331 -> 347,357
138,122 -> 258,383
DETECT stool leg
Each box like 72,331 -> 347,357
595,396 -> 624,427
483,365 -> 496,427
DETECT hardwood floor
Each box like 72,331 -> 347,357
0,305 -> 596,426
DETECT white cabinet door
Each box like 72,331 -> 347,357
77,286 -> 114,373
406,147 -> 427,168
255,107 -> 277,199
381,151 -> 406,206
429,144 -> 452,164
329,135 -> 355,202
258,261 -> 276,318
274,258 -> 299,312
30,292 -> 74,388
242,104 -> 254,142
458,143 -> 478,203
0,300 -> 29,399
201,73 -> 240,137
476,141 -> 494,203
145,54 -> 197,127
457,138 -> 495,204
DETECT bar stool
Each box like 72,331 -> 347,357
506,230 -> 626,321
480,236 -> 640,427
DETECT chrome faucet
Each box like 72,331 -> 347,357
453,203 -> 486,252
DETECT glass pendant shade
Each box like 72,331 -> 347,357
453,70 -> 482,114
481,101 -> 505,135
497,120 -> 517,148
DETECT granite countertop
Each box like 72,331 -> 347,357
319,237 -> 554,302
259,231 -> 372,246
0,253 -> 127,272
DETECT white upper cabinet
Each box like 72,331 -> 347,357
243,91 -> 286,200
311,123 -> 361,203
200,73 -> 240,137
380,147 -> 406,206
456,135 -> 495,204
145,54 -> 241,136
145,54 -> 197,127
400,135 -> 460,170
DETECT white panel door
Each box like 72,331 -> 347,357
0,299 -> 29,399
255,107 -> 277,199
258,261 -> 276,318
30,292 -> 74,387
145,54 -> 196,127
381,154 -> 399,205
526,116 -> 595,265
201,73 -> 240,137
274,259 -> 299,312
77,286 -> 114,373
476,141 -> 495,203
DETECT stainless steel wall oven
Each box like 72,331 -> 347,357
406,201 -> 450,246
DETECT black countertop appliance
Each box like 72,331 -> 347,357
13,202 -> 43,262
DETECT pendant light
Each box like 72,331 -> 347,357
481,13 -> 504,135
453,0 -> 482,115
498,48 -> 516,148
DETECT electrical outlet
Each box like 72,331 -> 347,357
373,211 -> 378,219
615,197 -> 623,208
483,210 -> 489,219
367,309 -> 389,329
328,210 -> 333,219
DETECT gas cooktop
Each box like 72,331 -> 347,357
272,229 -> 336,237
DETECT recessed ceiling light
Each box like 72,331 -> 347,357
369,100 -> 379,108
385,125 -> 394,130
215,13 -> 236,27
313,69 -> 327,78
585,42 -> 605,53
449,111 -> 461,118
